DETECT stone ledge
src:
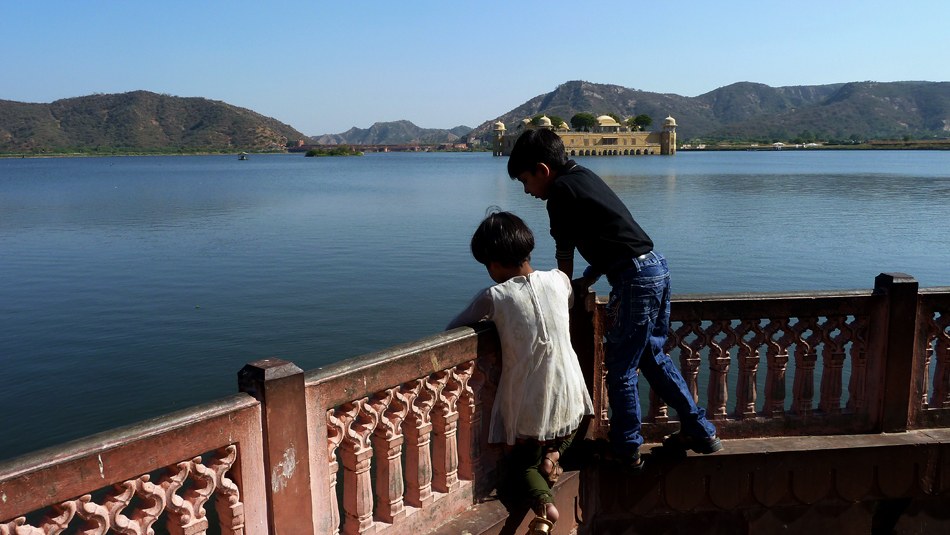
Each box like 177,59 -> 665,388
425,430 -> 950,535
642,427 -> 950,456
586,430 -> 950,534
424,470 -> 581,535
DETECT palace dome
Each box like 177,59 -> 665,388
538,116 -> 552,127
596,115 -> 620,126
663,116 -> 677,127
494,121 -> 506,130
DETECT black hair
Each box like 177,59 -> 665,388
470,210 -> 535,267
506,128 -> 569,179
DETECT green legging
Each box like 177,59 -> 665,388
510,430 -> 576,509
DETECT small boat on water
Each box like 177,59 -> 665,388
238,152 -> 249,160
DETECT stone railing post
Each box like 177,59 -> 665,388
402,378 -> 436,508
238,358 -> 316,535
432,370 -> 463,494
337,400 -> 376,535
706,320 -> 733,420
575,292 -> 606,439
874,273 -> 922,433
456,360 -> 484,483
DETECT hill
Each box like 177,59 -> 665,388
703,81 -> 950,140
9,82 -> 948,154
466,80 -> 950,142
312,120 -> 472,145
0,91 -> 309,154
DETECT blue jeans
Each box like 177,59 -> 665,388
603,251 -> 716,454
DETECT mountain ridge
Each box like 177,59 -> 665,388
311,120 -> 472,145
4,80 -> 949,154
465,80 -> 950,142
0,91 -> 308,153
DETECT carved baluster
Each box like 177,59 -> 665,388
846,316 -> 870,413
401,378 -> 437,508
327,408 -> 347,535
0,518 -> 30,535
656,325 -> 684,423
137,477 -> 172,535
590,301 -> 610,435
1,499 -> 82,535
931,313 -> 950,409
647,317 -> 673,426
455,360 -> 481,480
152,463 -> 191,535
51,502 -> 83,534
790,317 -> 822,417
76,480 -> 136,534
675,321 -> 704,404
705,320 -> 734,420
662,324 -> 678,355
652,325 -> 688,424
370,388 -> 408,523
206,446 -> 244,535
1,451 -> 236,535
763,318 -> 792,418
339,399 -> 378,535
733,320 -> 761,419
475,350 -> 507,470
112,475 -> 168,535
818,316 -> 849,414
648,388 -> 669,424
596,357 -> 610,431
432,369 -> 462,493
922,323 -> 936,409
167,456 -> 216,535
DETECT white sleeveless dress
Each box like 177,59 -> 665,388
447,270 -> 594,445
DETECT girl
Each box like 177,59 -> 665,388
447,211 -> 593,534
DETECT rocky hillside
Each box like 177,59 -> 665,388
312,120 -> 472,145
468,80 -> 950,141
702,81 -> 950,140
0,91 -> 309,153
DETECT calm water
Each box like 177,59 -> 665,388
2,150 -> 949,460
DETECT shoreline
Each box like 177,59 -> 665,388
0,150 -> 294,159
1,148 -> 494,159
4,144 -> 949,159
680,141 -> 950,152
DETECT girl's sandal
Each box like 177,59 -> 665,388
541,451 -> 562,487
527,505 -> 555,534
543,459 -> 562,487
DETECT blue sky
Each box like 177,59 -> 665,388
3,1 -> 948,136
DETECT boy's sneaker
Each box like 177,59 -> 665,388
661,431 -> 723,454
611,450 -> 646,474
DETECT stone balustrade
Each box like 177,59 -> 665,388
0,394 -> 266,535
1,273 -> 949,535
302,323 -> 504,535
920,288 -> 950,420
576,274 -> 950,444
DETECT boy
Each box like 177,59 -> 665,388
507,128 -> 721,468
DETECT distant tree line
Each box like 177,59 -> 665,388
305,145 -> 363,157
681,129 -> 931,147
567,112 -> 653,132
0,145 -> 282,157
529,114 -> 566,129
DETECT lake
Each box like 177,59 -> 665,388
2,150 -> 949,460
